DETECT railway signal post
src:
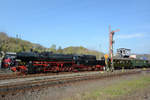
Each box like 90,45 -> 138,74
109,25 -> 120,72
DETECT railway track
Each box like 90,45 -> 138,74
0,68 -> 145,80
0,69 -> 146,96
0,72 -> 68,80
0,71 -> 102,80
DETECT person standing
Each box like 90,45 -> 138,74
0,51 -> 5,68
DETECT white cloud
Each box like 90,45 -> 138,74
115,33 -> 145,39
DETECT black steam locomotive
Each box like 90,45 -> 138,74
3,52 -> 105,74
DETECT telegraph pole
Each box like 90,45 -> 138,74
109,25 -> 120,71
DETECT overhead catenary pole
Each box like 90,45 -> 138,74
109,25 -> 120,71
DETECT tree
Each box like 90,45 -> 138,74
57,46 -> 63,54
49,44 -> 56,53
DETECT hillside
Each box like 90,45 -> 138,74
0,32 -> 46,52
0,32 -> 104,59
63,46 -> 104,59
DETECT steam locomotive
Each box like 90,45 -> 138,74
2,52 -> 105,74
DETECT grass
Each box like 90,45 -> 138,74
64,74 -> 150,100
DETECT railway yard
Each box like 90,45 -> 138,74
0,68 -> 150,100
1,0 -> 150,99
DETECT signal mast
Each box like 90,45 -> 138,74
109,25 -> 120,71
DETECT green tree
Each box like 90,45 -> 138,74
57,46 -> 63,54
49,44 -> 56,53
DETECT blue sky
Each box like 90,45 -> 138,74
0,0 -> 150,54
